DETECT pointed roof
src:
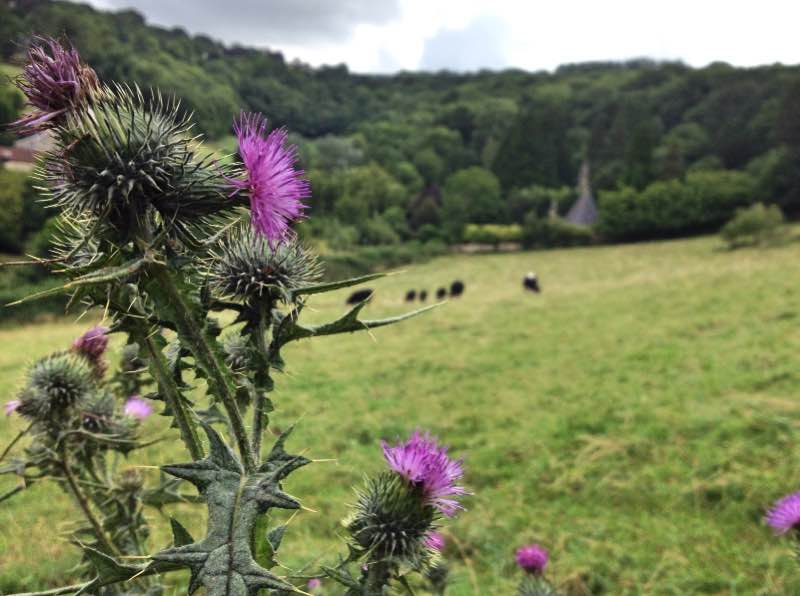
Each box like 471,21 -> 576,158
565,161 -> 598,226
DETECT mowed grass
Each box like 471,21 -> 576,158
2,234 -> 800,594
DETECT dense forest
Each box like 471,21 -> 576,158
2,0 -> 800,255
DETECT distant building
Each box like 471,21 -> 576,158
0,132 -> 53,172
565,161 -> 598,226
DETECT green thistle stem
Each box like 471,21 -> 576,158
364,560 -> 393,595
59,444 -> 121,558
149,264 -> 256,472
250,302 -> 272,463
133,326 -> 204,461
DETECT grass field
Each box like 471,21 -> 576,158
2,233 -> 800,595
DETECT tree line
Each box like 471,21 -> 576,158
2,0 -> 800,251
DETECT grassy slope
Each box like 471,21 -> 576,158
2,234 -> 800,594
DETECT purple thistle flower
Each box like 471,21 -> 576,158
4,400 -> 20,416
124,396 -> 153,420
515,544 -> 549,575
307,578 -> 322,592
72,325 -> 109,360
766,491 -> 800,534
13,36 -> 100,132
382,430 -> 467,517
424,531 -> 445,552
228,112 -> 310,246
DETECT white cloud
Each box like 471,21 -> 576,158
73,0 -> 800,73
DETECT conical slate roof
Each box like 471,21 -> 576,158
565,161 -> 598,226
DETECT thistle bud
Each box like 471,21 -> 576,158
222,333 -> 252,372
17,353 -> 94,423
116,468 -> 145,493
518,576 -> 559,596
71,325 -> 109,377
207,223 -> 322,304
346,472 -> 436,565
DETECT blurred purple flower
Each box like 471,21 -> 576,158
13,36 -> 100,132
382,430 -> 467,517
72,325 -> 110,377
124,396 -> 153,420
72,325 -> 109,360
424,531 -> 445,552
228,112 -> 309,246
307,578 -> 322,592
515,544 -> 549,575
767,491 -> 800,534
4,400 -> 20,416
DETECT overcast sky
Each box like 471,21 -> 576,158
78,0 -> 800,73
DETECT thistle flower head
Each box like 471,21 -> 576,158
382,430 -> 467,517
17,352 -> 95,423
72,325 -> 109,376
307,578 -> 322,592
72,325 -> 109,359
766,491 -> 800,534
124,396 -> 153,420
515,544 -> 549,575
4,400 -> 20,416
346,472 -> 436,566
207,222 -> 322,304
41,86 -> 233,239
14,36 -> 100,132
229,112 -> 310,245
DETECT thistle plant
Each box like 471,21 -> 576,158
1,36 -> 457,595
515,544 -> 559,596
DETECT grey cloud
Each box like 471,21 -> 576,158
84,0 -> 401,45
419,16 -> 509,72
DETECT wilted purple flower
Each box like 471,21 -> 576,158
515,544 -> 549,575
4,400 -> 20,416
424,531 -> 445,552
307,578 -> 322,592
124,396 -> 153,420
228,112 -> 309,246
13,36 -> 100,132
766,491 -> 800,534
382,430 -> 467,517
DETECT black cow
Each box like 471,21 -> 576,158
419,290 -> 428,302
347,288 -> 374,304
523,272 -> 540,293
436,287 -> 447,300
450,280 -> 465,297
405,289 -> 417,302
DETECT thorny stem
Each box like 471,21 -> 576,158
251,302 -> 273,463
59,444 -> 121,558
133,325 -> 205,461
149,264 -> 256,472
364,560 -> 393,595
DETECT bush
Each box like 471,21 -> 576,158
322,242 -> 448,280
720,203 -> 787,249
463,223 -> 522,245
0,169 -> 28,252
599,170 -> 758,241
359,215 -> 401,245
521,214 -> 594,249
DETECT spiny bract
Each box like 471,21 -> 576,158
206,222 -> 322,303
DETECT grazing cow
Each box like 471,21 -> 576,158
523,272 -> 540,293
450,280 -> 465,297
419,290 -> 428,302
405,289 -> 417,302
436,287 -> 447,300
347,288 -> 374,304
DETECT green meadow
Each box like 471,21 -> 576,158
2,233 -> 800,595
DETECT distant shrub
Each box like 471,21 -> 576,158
359,215 -> 401,245
720,203 -> 787,249
0,169 -> 28,252
521,214 -> 594,248
599,170 -> 757,241
463,223 -> 522,245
